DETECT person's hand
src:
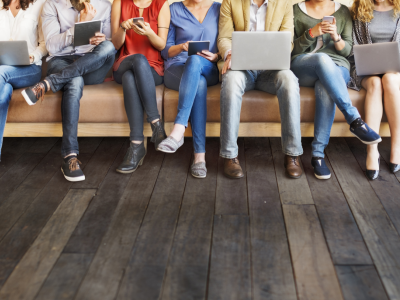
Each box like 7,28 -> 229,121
181,41 -> 190,52
321,17 -> 339,41
132,21 -> 154,36
197,50 -> 219,62
310,22 -> 325,38
80,2 -> 97,22
89,32 -> 106,45
29,55 -> 34,64
222,51 -> 231,75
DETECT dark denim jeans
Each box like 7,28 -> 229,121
0,64 -> 42,160
113,54 -> 163,142
164,55 -> 219,153
46,41 -> 115,157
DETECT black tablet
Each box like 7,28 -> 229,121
74,20 -> 102,47
188,41 -> 210,56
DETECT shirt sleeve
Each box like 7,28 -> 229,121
41,1 -> 74,54
336,8 -> 353,57
161,21 -> 176,60
102,3 -> 112,40
31,16 -> 48,64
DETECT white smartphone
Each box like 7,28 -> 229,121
322,16 -> 335,24
132,17 -> 144,28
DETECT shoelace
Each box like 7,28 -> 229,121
32,82 -> 46,102
289,156 -> 299,166
231,157 -> 240,165
68,157 -> 82,171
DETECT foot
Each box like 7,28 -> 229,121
21,81 -> 48,106
157,136 -> 184,153
366,147 -> 380,171
150,120 -> 167,150
284,155 -> 303,179
311,157 -> 331,180
366,156 -> 380,181
61,156 -> 85,182
389,163 -> 400,174
223,157 -> 244,179
350,118 -> 382,145
116,142 -> 146,174
191,161 -> 207,178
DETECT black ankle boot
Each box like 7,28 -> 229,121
116,142 -> 146,174
150,120 -> 167,150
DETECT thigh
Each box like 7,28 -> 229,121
164,63 -> 185,91
0,65 -> 42,89
290,54 -> 320,87
255,69 -> 298,94
221,69 -> 256,93
47,56 -> 75,75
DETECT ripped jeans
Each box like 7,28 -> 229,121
291,53 -> 360,158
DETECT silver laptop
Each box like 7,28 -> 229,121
354,42 -> 400,76
231,32 -> 291,71
0,41 -> 30,66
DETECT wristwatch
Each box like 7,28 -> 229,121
333,34 -> 342,43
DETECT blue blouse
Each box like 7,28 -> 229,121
161,1 -> 221,71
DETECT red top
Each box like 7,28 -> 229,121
113,0 -> 166,76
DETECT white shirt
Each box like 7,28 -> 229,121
41,0 -> 112,60
225,0 -> 268,60
298,1 -> 341,53
0,0 -> 47,65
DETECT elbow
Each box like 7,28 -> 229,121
156,42 -> 167,52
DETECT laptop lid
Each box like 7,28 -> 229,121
354,42 -> 400,76
231,31 -> 291,71
0,41 -> 30,66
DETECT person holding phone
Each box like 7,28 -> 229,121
21,0 -> 116,182
0,0 -> 47,161
291,0 -> 381,180
348,0 -> 400,180
111,0 -> 170,174
157,0 -> 221,179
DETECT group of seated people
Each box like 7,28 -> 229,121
1,0 -> 399,183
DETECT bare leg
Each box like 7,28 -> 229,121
362,76 -> 383,170
382,73 -> 400,164
131,118 -> 160,145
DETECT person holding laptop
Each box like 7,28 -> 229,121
349,0 -> 400,180
21,0 -> 116,182
111,0 -> 170,174
218,0 -> 304,179
0,0 -> 47,161
291,0 -> 381,180
157,0 -> 221,179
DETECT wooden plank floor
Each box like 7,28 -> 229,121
0,137 -> 399,300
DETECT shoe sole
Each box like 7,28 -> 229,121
157,148 -> 177,154
350,132 -> 382,145
21,90 -> 36,106
61,168 -> 85,182
286,171 -> 302,179
116,157 -> 145,174
314,172 -> 331,180
191,173 -> 207,179
224,173 -> 244,179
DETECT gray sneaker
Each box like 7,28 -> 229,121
157,136 -> 184,153
191,162 -> 207,178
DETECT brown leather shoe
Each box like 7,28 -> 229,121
224,157 -> 244,179
284,155 -> 303,179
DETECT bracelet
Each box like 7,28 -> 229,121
333,34 -> 342,43
120,23 -> 126,32
308,28 -> 315,38
158,26 -> 169,29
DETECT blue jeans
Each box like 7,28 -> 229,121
291,53 -> 360,158
46,41 -> 115,157
220,69 -> 303,158
0,64 -> 42,160
164,55 -> 219,153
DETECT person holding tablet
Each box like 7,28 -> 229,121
291,0 -> 381,180
349,0 -> 400,180
0,0 -> 47,161
111,0 -> 170,174
21,0 -> 116,182
157,0 -> 221,179
218,0 -> 303,179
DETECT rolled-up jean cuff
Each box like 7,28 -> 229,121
282,150 -> 303,156
219,152 -> 239,159
147,115 -> 160,123
61,149 -> 80,158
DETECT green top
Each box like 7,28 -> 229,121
291,3 -> 353,70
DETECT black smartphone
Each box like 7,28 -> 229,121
132,17 -> 144,29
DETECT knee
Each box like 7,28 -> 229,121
0,83 -> 13,104
97,40 -> 116,56
382,73 -> 399,91
186,55 -> 203,70
275,70 -> 299,91
131,54 -> 149,68
366,76 -> 383,94
222,70 -> 245,91
312,53 -> 331,64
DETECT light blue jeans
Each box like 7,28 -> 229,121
164,55 -> 219,153
0,64 -> 42,160
291,53 -> 360,158
220,69 -> 303,159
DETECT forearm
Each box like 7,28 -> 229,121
147,31 -> 166,51
168,44 -> 183,58
45,30 -> 73,54
112,26 -> 126,50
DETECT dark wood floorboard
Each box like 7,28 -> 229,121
378,138 -> 400,182
1,137 -> 400,300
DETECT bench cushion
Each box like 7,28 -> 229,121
163,84 -> 369,123
8,81 -> 164,123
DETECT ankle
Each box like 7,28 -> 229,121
131,140 -> 143,145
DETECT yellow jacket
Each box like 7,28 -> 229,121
217,0 -> 294,68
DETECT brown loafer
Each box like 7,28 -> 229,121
224,157 -> 244,179
284,155 -> 303,179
